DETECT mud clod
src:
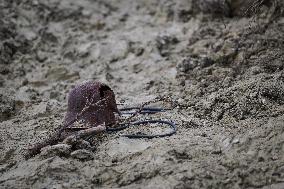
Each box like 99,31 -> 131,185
40,144 -> 72,158
71,149 -> 94,161
0,91 -> 15,121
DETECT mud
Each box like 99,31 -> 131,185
0,0 -> 284,188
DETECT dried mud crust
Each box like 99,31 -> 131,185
0,0 -> 284,189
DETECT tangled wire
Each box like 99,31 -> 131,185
25,81 -> 185,159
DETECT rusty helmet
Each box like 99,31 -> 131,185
64,81 -> 119,127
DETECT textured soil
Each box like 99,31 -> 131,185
1,0 -> 284,188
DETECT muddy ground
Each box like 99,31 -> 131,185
1,0 -> 284,188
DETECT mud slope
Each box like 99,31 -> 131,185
0,0 -> 284,188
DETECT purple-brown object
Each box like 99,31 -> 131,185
26,81 -> 119,158
64,81 -> 119,128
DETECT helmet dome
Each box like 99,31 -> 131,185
64,81 -> 119,127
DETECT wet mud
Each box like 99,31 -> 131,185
0,0 -> 284,188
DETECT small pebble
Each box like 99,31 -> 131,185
40,144 -> 72,158
71,149 -> 94,161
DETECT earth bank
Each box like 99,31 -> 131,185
0,0 -> 284,188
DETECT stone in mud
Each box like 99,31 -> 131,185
176,56 -> 214,74
63,136 -> 93,151
0,42 -> 16,65
0,20 -> 16,65
36,50 -> 48,62
177,57 -> 198,73
0,91 -> 15,121
71,149 -> 94,161
32,102 -> 48,117
41,31 -> 58,44
0,75 -> 4,87
192,0 -> 261,17
128,41 -> 144,56
168,148 -> 192,160
156,35 -> 179,57
229,0 -> 253,16
73,140 -> 93,150
15,86 -> 39,103
40,144 -> 72,158
0,65 -> 10,75
200,57 -> 214,68
45,66 -> 80,81
193,0 -> 232,16
230,0 -> 271,17
0,161 -> 16,173
0,17 -> 30,65
260,81 -> 284,104
178,9 -> 193,22
211,40 -> 238,65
